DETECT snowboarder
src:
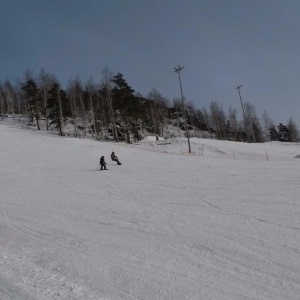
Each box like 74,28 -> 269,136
99,156 -> 107,170
111,151 -> 122,165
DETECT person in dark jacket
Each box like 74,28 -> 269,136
100,156 -> 107,170
111,151 -> 121,165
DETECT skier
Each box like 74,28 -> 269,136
99,156 -> 107,170
111,151 -> 122,165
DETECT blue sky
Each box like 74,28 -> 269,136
1,0 -> 300,126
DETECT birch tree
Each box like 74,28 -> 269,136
76,79 -> 88,137
0,83 -> 4,120
66,78 -> 90,137
4,81 -> 15,115
85,77 -> 98,137
37,69 -> 56,130
100,68 -> 118,141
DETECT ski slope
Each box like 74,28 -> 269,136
0,120 -> 300,300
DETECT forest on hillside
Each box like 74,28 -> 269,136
0,68 -> 299,143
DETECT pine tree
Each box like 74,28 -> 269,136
269,126 -> 278,141
111,73 -> 135,109
277,123 -> 289,142
22,79 -> 41,129
111,73 -> 136,143
47,83 -> 70,136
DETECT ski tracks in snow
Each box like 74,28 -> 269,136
0,273 -> 37,300
1,203 -> 112,300
2,203 -> 164,300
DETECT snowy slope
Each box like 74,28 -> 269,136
0,120 -> 300,300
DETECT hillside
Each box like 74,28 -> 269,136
0,119 -> 300,300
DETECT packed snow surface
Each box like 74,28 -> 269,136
0,120 -> 300,300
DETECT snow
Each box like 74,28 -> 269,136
0,119 -> 300,300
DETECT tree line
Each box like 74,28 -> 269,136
0,68 -> 299,143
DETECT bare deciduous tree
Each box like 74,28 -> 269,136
67,79 -> 82,138
0,83 -> 4,120
209,101 -> 227,139
287,118 -> 299,142
85,77 -> 98,137
227,107 -> 239,140
244,102 -> 263,142
147,89 -> 168,137
261,110 -> 274,142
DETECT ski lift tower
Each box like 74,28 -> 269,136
174,65 -> 191,153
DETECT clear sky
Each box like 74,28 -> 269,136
1,0 -> 300,126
